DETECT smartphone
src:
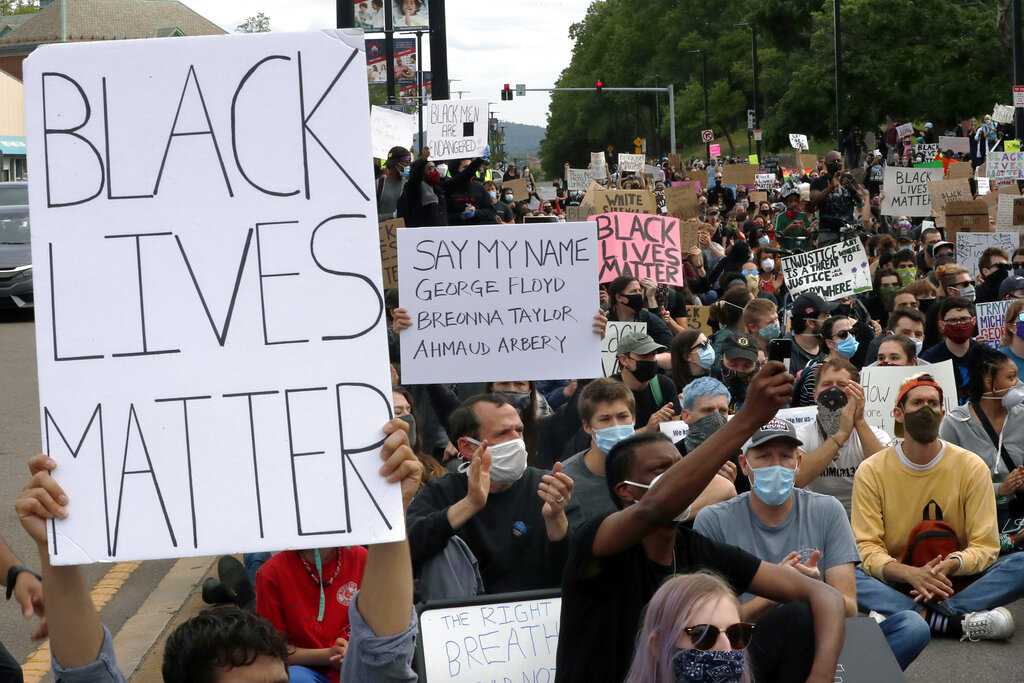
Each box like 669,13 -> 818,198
768,338 -> 792,364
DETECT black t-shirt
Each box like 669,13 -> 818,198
810,175 -> 860,234
613,373 -> 681,428
555,512 -> 761,683
919,339 -> 982,404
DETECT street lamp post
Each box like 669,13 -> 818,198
1015,0 -> 1024,141
834,0 -> 843,150
688,49 -> 710,164
737,23 -> 762,162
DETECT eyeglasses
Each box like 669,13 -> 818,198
944,316 -> 973,325
691,340 -> 710,352
685,623 -> 756,651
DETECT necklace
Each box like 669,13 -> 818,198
300,549 -> 343,588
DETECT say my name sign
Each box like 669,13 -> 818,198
781,239 -> 872,302
594,212 -> 686,286
26,31 -> 402,564
397,222 -> 602,384
880,166 -> 944,217
427,98 -> 487,160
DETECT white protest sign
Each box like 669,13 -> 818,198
590,152 -> 607,179
601,321 -> 647,377
27,30 -> 401,565
776,406 -> 818,429
781,239 -> 872,302
861,361 -> 958,437
369,105 -> 416,160
956,232 -> 1017,277
397,222 -> 602,384
419,594 -> 561,683
987,151 -> 1024,180
912,143 -> 939,161
880,166 -> 944,217
977,300 -> 1011,349
978,177 -> 992,196
618,153 -> 645,173
660,420 -> 689,444
789,133 -> 809,150
895,122 -> 914,138
566,167 -> 593,192
996,194 -> 1024,229
427,98 -> 487,160
939,136 -> 971,155
755,173 -> 776,190
994,104 -> 1016,125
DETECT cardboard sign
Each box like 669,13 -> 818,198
939,136 -> 971,155
427,98 -> 487,160
566,168 -> 593,192
928,178 -> 972,228
664,183 -> 700,221
379,218 -> 405,288
594,212 -> 687,285
977,300 -> 1011,349
799,153 -> 818,169
947,161 -> 974,179
996,194 -> 1024,229
685,305 -> 713,336
397,222 -> 601,384
618,153 -> 645,173
722,164 -> 758,186
781,239 -> 872,302
369,105 -> 416,160
945,200 -> 990,237
956,232 -> 1017,278
503,178 -> 529,202
895,122 -> 914,138
988,151 -> 1024,180
994,104 -> 1016,125
602,321 -> 648,377
861,361 -> 958,437
755,173 -> 776,190
27,30 -> 402,564
880,166 -> 944,217
588,189 -> 657,215
749,191 -> 768,204
789,133 -> 809,150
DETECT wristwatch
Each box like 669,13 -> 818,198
5,565 -> 42,601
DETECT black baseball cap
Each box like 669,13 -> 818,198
792,292 -> 838,319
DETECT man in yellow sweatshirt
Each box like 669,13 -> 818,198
852,373 -> 1024,641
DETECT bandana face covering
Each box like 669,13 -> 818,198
672,648 -> 746,683
685,412 -> 728,452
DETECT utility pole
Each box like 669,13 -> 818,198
383,0 -> 396,104
751,25 -> 762,162
834,0 -> 843,149
1015,0 -> 1024,141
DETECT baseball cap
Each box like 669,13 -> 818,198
743,417 -> 803,451
930,241 -> 954,257
1000,275 -> 1024,299
721,332 -> 759,362
617,331 -> 666,356
792,292 -> 838,319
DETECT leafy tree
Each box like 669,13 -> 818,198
0,0 -> 39,15
236,11 -> 271,33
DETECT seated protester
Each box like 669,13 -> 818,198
607,275 -> 674,348
916,227 -> 942,275
555,363 -> 847,683
741,298 -> 780,351
614,330 -> 681,430
711,332 -> 760,410
975,247 -> 1011,303
694,420 -> 928,670
680,378 -> 745,495
872,334 -> 920,366
795,358 -> 889,516
407,394 -> 574,594
665,329 -> 715,389
922,264 -> 973,348
920,296 -> 980,404
709,284 -> 753,359
940,348 -> 1024,554
13,420 -> 423,683
792,315 -> 860,407
786,293 -> 837,375
999,300 -> 1024,378
999,273 -> 1024,301
863,307 -> 927,365
394,385 -> 446,484
867,268 -> 902,323
1013,247 -> 1024,271
852,374 -> 1024,642
624,572 -> 756,683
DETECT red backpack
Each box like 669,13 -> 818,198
901,500 -> 961,569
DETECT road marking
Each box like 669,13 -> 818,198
21,561 -> 141,682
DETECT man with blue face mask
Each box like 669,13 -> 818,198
695,419 -> 930,671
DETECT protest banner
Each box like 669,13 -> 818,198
660,420 -> 689,444
978,176 -> 992,195
994,104 -> 1016,125
947,161 -> 974,179
25,30 -> 403,564
879,166 -> 944,217
722,164 -> 758,186
861,361 -> 958,437
944,200 -> 990,239
1008,140 -> 1023,153
503,178 -> 529,202
755,173 -> 776,190
928,178 -> 971,228
602,321 -> 647,376
594,212 -> 686,286
370,105 -> 417,159
789,133 -> 809,150
618,153 -> 645,173
912,143 -> 939,161
664,183 -> 700,220
781,239 -> 872,302
709,143 -> 721,158
397,222 -> 601,384
588,189 -> 657,215
749,191 -> 769,204
427,98 -> 487,160
775,406 -> 817,429
977,300 -> 1011,349
799,153 -> 818,170
895,122 -> 914,138
566,167 -> 593,192
589,152 -> 607,179
939,136 -> 971,155
956,232 -> 1017,278
987,151 -> 1024,180
685,305 -> 713,336
416,591 -> 560,682
379,218 -> 405,288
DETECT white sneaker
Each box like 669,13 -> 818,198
960,607 -> 1015,642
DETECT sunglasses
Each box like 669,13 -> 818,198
685,622 -> 756,651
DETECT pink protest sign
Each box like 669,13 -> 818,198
592,212 -> 686,286
709,144 -> 721,158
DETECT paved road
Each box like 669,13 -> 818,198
0,311 -> 173,673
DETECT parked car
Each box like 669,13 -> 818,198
0,182 -> 31,309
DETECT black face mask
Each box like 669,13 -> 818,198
630,360 -> 659,383
817,386 -> 848,411
918,298 -> 936,315
985,264 -> 1010,287
826,160 -> 842,175
624,293 -> 646,311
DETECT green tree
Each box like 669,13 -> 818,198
0,1 -> 39,15
236,11 -> 271,33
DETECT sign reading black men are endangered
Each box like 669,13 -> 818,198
27,30 -> 402,564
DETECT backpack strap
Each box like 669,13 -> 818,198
650,375 -> 664,408
923,499 -> 943,521
973,401 -> 1019,476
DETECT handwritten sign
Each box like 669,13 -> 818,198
503,178 -> 529,202
996,194 -> 1024,230
781,239 -> 872,302
602,321 -> 648,377
956,232 -> 1017,278
895,122 -> 914,138
686,305 -> 713,336
994,104 -> 1016,125
27,30 -> 402,564
418,593 -> 561,683
987,152 -> 1024,180
722,164 -> 758,186
709,143 -> 721,158
861,361 -> 958,437
939,136 -> 971,155
912,143 -> 939,162
776,406 -> 818,429
978,300 -> 1011,349
799,153 -> 818,170
595,212 -> 686,285
947,161 -> 974,180
370,105 -> 416,160
427,98 -> 486,160
660,420 -> 689,444
566,167 -> 593,193
397,222 -> 601,384
789,133 -> 809,150
590,152 -> 607,179
618,153 -> 645,173
880,167 -> 944,217
755,173 -> 776,190
588,189 -> 657,215
928,178 -> 972,228
379,218 -> 405,288
664,183 -> 700,221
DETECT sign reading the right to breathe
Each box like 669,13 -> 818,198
781,239 -> 872,302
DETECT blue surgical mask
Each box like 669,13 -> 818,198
697,344 -> 716,370
751,464 -> 796,506
595,424 -> 635,454
741,269 -> 758,278
836,335 -> 859,358
400,165 -> 410,179
758,322 -> 781,340
758,235 -> 770,246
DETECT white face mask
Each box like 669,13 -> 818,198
461,437 -> 528,484
761,258 -> 775,272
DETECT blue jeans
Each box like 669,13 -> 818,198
877,610 -> 931,670
856,553 -> 1024,616
288,665 -> 329,683
244,552 -> 271,586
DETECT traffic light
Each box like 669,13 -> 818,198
501,83 -> 513,101
595,79 -> 604,94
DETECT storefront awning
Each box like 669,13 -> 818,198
0,136 -> 26,155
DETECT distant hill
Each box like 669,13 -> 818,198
501,121 -> 545,162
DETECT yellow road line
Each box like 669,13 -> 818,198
21,561 -> 142,683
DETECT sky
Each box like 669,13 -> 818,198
185,0 -> 592,128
